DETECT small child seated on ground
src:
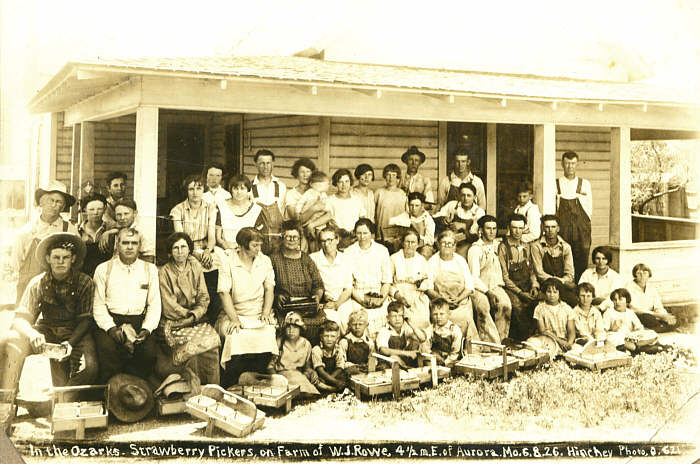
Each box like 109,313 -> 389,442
604,288 -> 661,354
424,298 -> 463,368
338,309 -> 375,376
571,283 -> 606,346
311,320 -> 348,392
268,312 -> 320,397
525,278 -> 576,357
296,171 -> 333,233
376,301 -> 426,369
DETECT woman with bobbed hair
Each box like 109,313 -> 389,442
624,263 -> 677,332
327,168 -> 366,248
215,227 -> 278,386
281,158 -> 317,221
216,174 -> 262,253
157,232 -> 220,385
578,246 -> 622,307
352,164 -> 376,224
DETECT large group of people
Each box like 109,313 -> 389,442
0,146 -> 677,431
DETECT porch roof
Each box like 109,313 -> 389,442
29,55 -> 699,114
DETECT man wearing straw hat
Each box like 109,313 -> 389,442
0,232 -> 98,431
11,180 -> 79,304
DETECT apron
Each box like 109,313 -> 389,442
219,315 -> 278,367
394,282 -> 431,329
433,258 -> 478,341
556,178 -> 591,278
345,339 -> 370,366
16,220 -> 69,304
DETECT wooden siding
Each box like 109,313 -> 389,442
242,114 -> 320,186
93,114 -> 136,197
55,112 -> 72,188
555,125 -> 611,252
329,117 -> 439,192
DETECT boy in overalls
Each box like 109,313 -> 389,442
531,215 -> 578,308
424,298 -> 463,368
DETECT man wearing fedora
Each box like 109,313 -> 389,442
1,232 -> 98,430
399,146 -> 435,206
11,180 -> 79,304
93,228 -> 161,382
437,148 -> 486,210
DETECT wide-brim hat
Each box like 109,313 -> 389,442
34,180 -> 76,207
401,146 -> 426,164
35,232 -> 86,272
107,374 -> 154,423
283,311 -> 305,330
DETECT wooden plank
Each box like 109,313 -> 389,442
330,135 -> 438,148
249,136 -> 319,148
246,124 -> 319,137
134,106 -> 159,248
555,151 -> 610,161
70,124 -> 81,219
64,79 -> 141,126
242,151 -> 318,164
555,132 -> 613,142
332,117 -> 437,126
318,117 -> 330,174
94,139 -> 136,148
329,156 -> 437,169
486,123 -> 497,215
330,146 -> 438,158
610,127 -> 632,247
557,125 -> 611,133
554,141 -> 610,152
331,124 -> 438,137
79,121 -> 95,199
244,115 -> 320,129
534,124 -> 556,214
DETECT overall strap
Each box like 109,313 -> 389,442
273,181 -> 279,198
252,184 -> 259,198
62,220 -> 69,232
143,260 -> 150,309
105,258 -> 115,300
555,178 -> 561,195
576,177 -> 583,194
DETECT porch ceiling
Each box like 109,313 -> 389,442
28,56 -> 700,115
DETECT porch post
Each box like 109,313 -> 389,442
79,121 -> 95,200
610,127 -> 632,248
533,124 -> 556,214
38,113 -> 58,186
134,106 -> 159,252
438,121 -> 447,202
70,123 -> 81,222
486,123 -> 497,215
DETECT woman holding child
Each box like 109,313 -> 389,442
390,228 -> 433,329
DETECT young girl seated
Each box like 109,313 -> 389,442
311,320 -> 348,392
604,288 -> 661,353
525,278 -> 576,357
424,298 -> 463,368
338,309 -> 375,376
572,283 -> 606,344
376,301 -> 426,369
375,164 -> 408,241
268,312 -> 320,396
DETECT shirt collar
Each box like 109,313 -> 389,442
253,175 -> 278,185
345,331 -> 371,344
450,172 -> 473,183
515,200 -> 533,211
539,235 -> 564,248
116,256 -> 141,271
44,269 -> 76,287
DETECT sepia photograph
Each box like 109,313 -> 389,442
1,0 -> 699,462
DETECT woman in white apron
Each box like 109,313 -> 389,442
390,229 -> 432,330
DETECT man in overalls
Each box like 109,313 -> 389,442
498,214 -> 540,341
437,149 -> 486,209
92,228 -> 161,383
530,215 -> 578,308
556,151 -> 592,281
467,215 -> 512,342
1,233 -> 98,432
251,149 -> 286,254
11,180 -> 79,304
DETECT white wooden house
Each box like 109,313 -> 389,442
27,56 -> 699,306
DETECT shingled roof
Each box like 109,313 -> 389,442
30,55 -> 698,113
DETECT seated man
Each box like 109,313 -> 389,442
530,215 -> 578,308
433,182 -> 484,257
1,233 -> 98,430
389,191 -> 436,250
98,199 -> 156,263
93,228 -> 161,382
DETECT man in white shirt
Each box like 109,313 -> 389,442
389,192 -> 436,248
437,149 -> 486,209
310,227 -> 354,333
12,180 -> 79,303
202,162 -> 231,204
467,215 -> 512,342
251,149 -> 287,211
93,228 -> 161,382
556,151 -> 592,281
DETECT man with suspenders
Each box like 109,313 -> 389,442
11,180 -> 79,304
92,228 -> 161,382
556,151 -> 593,281
251,149 -> 286,254
437,149 -> 486,210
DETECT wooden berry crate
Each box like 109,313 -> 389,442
454,340 -> 519,380
509,342 -> 551,369
564,340 -> 632,371
406,353 -> 451,387
229,382 -> 300,414
350,353 -> 420,400
50,385 -> 109,439
156,397 -> 187,416
186,385 -> 264,437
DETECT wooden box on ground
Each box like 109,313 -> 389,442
229,383 -> 300,414
50,385 -> 109,439
186,385 -> 265,437
509,342 -> 551,369
454,340 -> 519,380
563,340 -> 632,371
406,353 -> 451,387
157,397 -> 187,416
350,353 -> 420,400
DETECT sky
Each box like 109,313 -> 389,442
2,0 -> 699,168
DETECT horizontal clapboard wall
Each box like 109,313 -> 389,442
329,117 -> 439,192
555,125 -> 611,252
55,112 -> 73,188
93,114 -> 136,197
242,114 -> 320,186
